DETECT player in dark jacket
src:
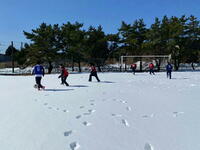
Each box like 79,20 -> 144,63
88,63 -> 100,82
32,61 -> 45,90
166,62 -> 173,79
58,64 -> 69,86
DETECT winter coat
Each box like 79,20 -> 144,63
32,64 -> 45,77
59,67 -> 69,78
131,64 -> 137,69
149,63 -> 154,69
166,64 -> 173,71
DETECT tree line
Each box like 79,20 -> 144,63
5,15 -> 200,72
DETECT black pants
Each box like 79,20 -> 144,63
131,68 -> 136,74
35,77 -> 43,88
150,69 -> 155,75
167,71 -> 172,79
89,72 -> 100,82
61,76 -> 69,86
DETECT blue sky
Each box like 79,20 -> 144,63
0,0 -> 200,52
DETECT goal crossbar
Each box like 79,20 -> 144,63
121,55 -> 170,58
120,55 -> 171,71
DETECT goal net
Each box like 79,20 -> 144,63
120,55 -> 171,72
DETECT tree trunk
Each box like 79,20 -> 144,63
72,60 -> 74,72
174,58 -> 179,71
191,62 -> 195,70
155,59 -> 160,72
48,61 -> 53,74
78,61 -> 82,72
140,59 -> 142,72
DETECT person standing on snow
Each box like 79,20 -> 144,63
32,61 -> 45,90
58,64 -> 69,86
130,63 -> 137,75
88,63 -> 100,82
149,63 -> 155,75
166,62 -> 173,79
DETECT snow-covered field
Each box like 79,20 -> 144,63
0,72 -> 200,150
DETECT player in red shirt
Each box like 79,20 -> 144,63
130,63 -> 137,75
149,63 -> 155,75
89,63 -> 100,82
58,64 -> 69,86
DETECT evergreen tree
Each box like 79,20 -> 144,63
118,19 -> 147,71
183,15 -> 200,69
145,18 -> 163,71
15,43 -> 30,67
85,26 -> 109,71
23,23 -> 60,73
60,22 -> 85,72
5,45 -> 18,56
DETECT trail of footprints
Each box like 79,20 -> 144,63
34,99 -> 69,113
64,99 -> 97,150
34,97 -> 184,150
111,99 -> 132,127
34,98 -> 97,150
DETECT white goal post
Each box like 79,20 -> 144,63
120,55 -> 171,71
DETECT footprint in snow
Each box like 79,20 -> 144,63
122,119 -> 130,127
173,111 -> 184,117
126,106 -> 132,111
88,109 -> 96,113
63,109 -> 69,113
90,103 -> 95,106
70,142 -> 80,150
80,106 -> 84,109
64,130 -> 73,137
111,114 -> 123,117
48,107 -> 52,109
44,103 -> 48,106
142,115 -> 149,118
142,114 -> 155,118
120,100 -> 127,104
83,121 -> 92,126
76,115 -> 82,119
144,143 -> 154,150
83,112 -> 91,115
89,100 -> 95,102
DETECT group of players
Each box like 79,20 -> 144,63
32,62 -> 100,90
130,62 -> 173,78
32,61 -> 173,90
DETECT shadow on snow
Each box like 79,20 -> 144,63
69,85 -> 89,87
171,77 -> 189,80
100,81 -> 115,83
44,89 -> 74,92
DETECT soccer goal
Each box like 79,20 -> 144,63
120,55 -> 171,72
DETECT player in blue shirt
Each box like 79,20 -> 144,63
166,62 -> 173,79
32,61 -> 45,90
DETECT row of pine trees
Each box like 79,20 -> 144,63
7,15 -> 200,72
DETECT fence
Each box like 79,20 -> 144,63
0,58 -> 200,75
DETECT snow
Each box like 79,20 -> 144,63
0,72 -> 200,150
